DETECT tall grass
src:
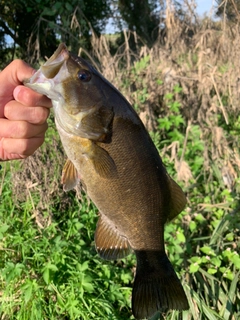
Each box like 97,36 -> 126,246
0,3 -> 240,320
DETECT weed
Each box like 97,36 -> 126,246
1,3 -> 240,319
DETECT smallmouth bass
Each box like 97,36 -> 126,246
24,43 -> 189,319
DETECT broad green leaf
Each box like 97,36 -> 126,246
207,268 -> 217,275
190,263 -> 199,273
200,246 -> 215,256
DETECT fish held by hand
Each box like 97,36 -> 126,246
24,43 -> 189,319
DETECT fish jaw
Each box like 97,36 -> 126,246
24,44 -> 87,135
24,43 -> 114,140
24,43 -> 70,102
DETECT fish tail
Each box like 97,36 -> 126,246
132,250 -> 189,319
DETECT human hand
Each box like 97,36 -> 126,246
0,60 -> 52,161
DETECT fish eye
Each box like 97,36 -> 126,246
77,70 -> 91,82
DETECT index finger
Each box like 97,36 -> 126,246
0,60 -> 35,110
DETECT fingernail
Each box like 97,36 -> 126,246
13,86 -> 21,100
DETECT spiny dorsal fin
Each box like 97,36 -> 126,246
95,214 -> 131,260
167,175 -> 187,220
61,159 -> 79,191
90,143 -> 117,179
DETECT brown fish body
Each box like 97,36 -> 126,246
25,43 -> 189,319
57,109 -> 169,250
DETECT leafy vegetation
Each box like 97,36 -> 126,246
1,83 -> 239,319
0,1 -> 240,320
0,158 -> 135,319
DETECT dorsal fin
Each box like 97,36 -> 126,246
95,214 -> 131,260
167,175 -> 187,220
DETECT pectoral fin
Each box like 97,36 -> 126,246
84,140 -> 117,179
167,175 -> 187,220
61,159 -> 79,191
95,214 -> 131,260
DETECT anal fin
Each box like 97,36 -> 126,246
95,214 -> 131,260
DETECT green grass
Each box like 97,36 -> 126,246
0,85 -> 239,319
0,167 -> 135,319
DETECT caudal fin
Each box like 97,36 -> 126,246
132,251 -> 189,319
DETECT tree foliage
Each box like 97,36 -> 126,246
0,0 -> 173,67
215,0 -> 240,22
0,0 -> 110,67
0,0 -> 205,68
117,0 -> 160,45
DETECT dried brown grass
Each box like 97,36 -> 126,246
89,6 -> 240,189
11,3 -> 240,206
9,121 -> 76,227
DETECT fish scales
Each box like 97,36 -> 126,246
24,43 -> 189,319
57,115 -> 169,250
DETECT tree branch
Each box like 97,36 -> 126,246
0,19 -> 18,44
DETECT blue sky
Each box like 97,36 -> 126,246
196,0 -> 215,16
105,1 -> 216,33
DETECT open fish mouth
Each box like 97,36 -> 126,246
23,43 -> 70,100
39,43 -> 69,79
